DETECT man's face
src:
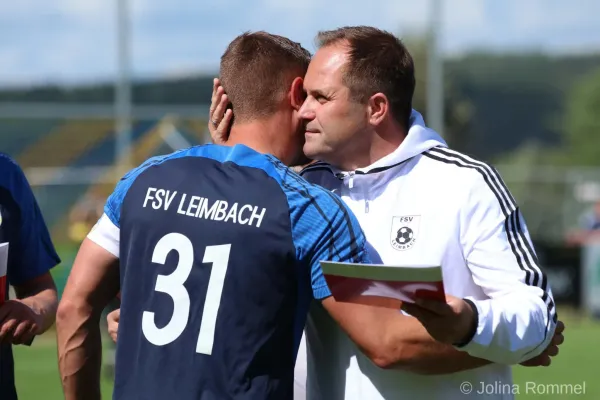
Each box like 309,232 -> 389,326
298,44 -> 371,168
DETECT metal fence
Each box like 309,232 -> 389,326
2,103 -> 599,257
0,104 -> 210,247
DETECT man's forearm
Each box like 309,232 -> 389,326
383,316 -> 491,374
55,238 -> 120,400
323,298 -> 491,374
56,300 -> 103,400
388,332 -> 491,374
15,272 -> 59,335
19,288 -> 58,335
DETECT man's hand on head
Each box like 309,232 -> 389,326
208,78 -> 233,144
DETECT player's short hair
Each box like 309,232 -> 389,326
220,31 -> 311,123
316,26 -> 415,129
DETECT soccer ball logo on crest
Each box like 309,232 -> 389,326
396,227 -> 413,245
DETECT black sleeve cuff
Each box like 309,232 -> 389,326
453,298 -> 479,348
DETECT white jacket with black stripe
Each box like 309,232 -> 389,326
298,111 -> 557,400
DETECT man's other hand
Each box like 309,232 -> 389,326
0,300 -> 43,345
520,320 -> 565,367
107,308 -> 120,343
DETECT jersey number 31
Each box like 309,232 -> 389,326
141,232 -> 230,355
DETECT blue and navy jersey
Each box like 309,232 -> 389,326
0,153 -> 60,400
108,144 -> 369,400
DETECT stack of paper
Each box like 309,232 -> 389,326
320,261 -> 445,309
0,242 -> 8,305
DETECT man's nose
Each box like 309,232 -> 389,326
299,99 -> 316,119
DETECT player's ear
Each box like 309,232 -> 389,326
368,92 -> 389,126
289,77 -> 305,111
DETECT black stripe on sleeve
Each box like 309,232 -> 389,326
423,148 -> 557,327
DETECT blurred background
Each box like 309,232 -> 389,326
2,0 -> 600,398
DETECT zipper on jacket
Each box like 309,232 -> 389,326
334,170 -> 370,212
336,171 -> 357,188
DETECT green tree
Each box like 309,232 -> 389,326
403,36 -> 473,152
562,67 -> 600,166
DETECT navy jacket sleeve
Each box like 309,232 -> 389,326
0,154 -> 60,285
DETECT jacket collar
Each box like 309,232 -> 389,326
302,110 -> 447,177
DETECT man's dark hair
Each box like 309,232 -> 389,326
220,31 -> 311,123
316,26 -> 415,129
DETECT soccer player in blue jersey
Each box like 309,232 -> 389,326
56,32 -> 372,400
0,153 -> 61,400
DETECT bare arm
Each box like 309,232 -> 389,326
0,154 -> 61,345
0,273 -> 58,346
14,272 -> 58,334
56,238 -> 120,400
321,297 -> 491,374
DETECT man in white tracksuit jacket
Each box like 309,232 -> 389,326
293,27 -> 560,400
297,109 -> 557,399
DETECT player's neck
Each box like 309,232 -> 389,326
227,117 -> 290,162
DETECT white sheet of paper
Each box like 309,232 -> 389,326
0,242 -> 8,278
320,261 -> 442,282
320,261 -> 445,307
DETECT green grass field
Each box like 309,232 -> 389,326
13,333 -> 114,399
12,308 -> 599,399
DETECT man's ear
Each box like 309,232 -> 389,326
368,92 -> 389,126
290,77 -> 305,111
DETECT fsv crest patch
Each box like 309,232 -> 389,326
390,215 -> 420,251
